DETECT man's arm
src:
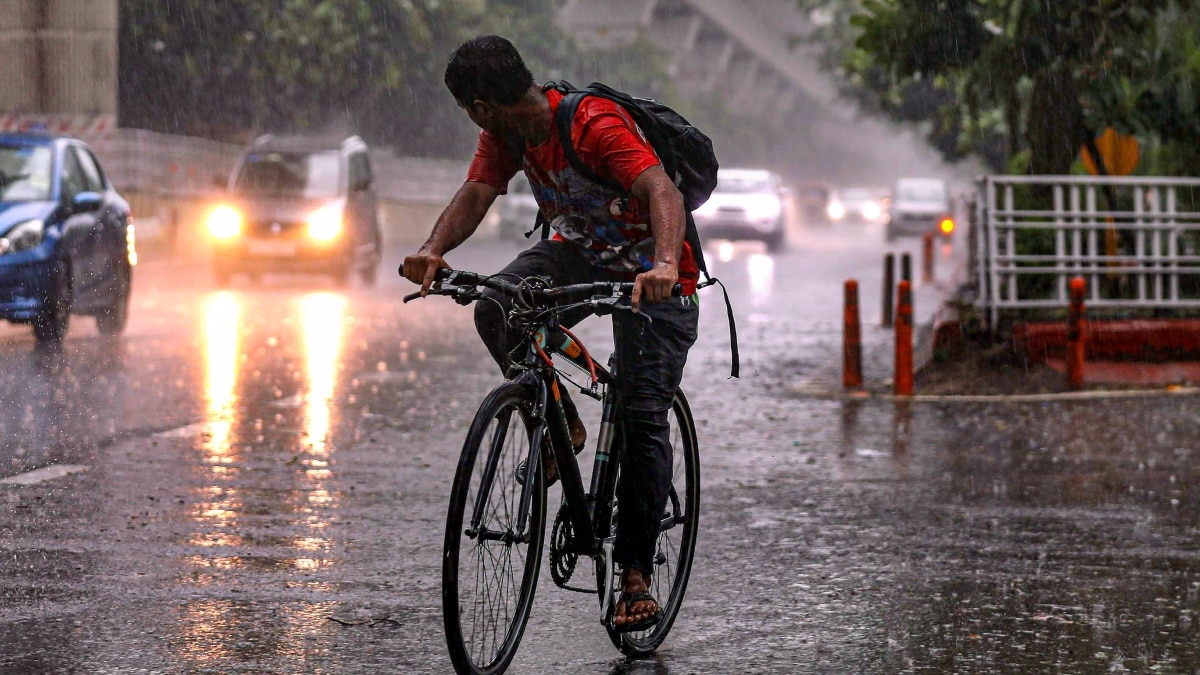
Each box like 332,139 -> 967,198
630,165 -> 686,310
401,181 -> 499,294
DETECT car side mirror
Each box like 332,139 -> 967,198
71,191 -> 103,213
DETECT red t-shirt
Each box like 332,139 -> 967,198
466,88 -> 699,294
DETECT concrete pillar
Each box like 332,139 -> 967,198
703,38 -> 737,91
658,15 -> 703,77
769,86 -> 800,127
0,0 -> 119,117
559,0 -> 660,47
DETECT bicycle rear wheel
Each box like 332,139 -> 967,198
443,383 -> 547,675
599,389 -> 701,656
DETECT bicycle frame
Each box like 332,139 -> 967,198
463,318 -> 623,547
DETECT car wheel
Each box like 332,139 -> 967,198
96,260 -> 131,336
764,225 -> 786,253
33,259 -> 71,344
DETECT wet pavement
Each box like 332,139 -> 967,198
3,223 -> 1199,673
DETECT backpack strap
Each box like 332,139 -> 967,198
554,88 -> 739,378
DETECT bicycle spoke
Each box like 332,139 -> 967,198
447,394 -> 544,673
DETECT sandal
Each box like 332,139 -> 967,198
612,589 -> 661,633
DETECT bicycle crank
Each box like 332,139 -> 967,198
550,500 -> 590,592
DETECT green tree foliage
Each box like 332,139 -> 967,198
800,0 -> 1200,175
118,0 -> 672,157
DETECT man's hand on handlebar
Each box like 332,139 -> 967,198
401,248 -> 450,296
632,261 -> 679,312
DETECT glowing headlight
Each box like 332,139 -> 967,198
307,204 -> 343,242
0,219 -> 45,254
827,200 -> 846,221
862,201 -> 881,221
207,205 -> 242,240
693,200 -> 718,218
745,196 -> 782,222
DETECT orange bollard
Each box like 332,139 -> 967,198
922,232 -> 935,283
843,279 -> 863,389
1067,277 -> 1086,390
882,253 -> 895,327
894,280 -> 914,396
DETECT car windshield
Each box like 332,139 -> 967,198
896,183 -> 945,202
0,144 -> 53,202
717,173 -> 773,194
233,151 -> 341,198
840,188 -> 874,203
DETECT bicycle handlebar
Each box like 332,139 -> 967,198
401,267 -> 682,306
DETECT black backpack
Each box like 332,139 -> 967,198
548,82 -> 717,274
521,80 -> 738,377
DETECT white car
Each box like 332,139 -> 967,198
828,187 -> 887,225
693,168 -> 788,251
497,178 -> 541,240
885,178 -> 954,241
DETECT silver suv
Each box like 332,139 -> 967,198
885,178 -> 953,241
209,135 -> 383,286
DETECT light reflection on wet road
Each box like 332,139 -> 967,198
1,226 -> 1199,673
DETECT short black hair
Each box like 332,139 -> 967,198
444,35 -> 534,106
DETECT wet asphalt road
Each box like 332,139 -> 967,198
3,223 -> 1200,674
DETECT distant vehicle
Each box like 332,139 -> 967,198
692,168 -> 788,251
0,133 -> 133,343
794,181 -> 835,225
828,187 -> 888,225
208,135 -> 382,287
497,177 -> 541,241
885,178 -> 954,241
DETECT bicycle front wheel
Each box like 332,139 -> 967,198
600,389 -> 701,656
443,383 -> 547,675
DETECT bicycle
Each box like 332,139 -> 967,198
403,268 -> 700,675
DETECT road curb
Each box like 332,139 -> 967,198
787,384 -> 1200,403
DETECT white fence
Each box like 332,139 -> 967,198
88,128 -> 467,202
974,175 -> 1200,326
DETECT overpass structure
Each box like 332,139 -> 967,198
558,0 -> 840,127
0,0 -> 119,136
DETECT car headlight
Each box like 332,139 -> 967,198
207,205 -> 242,240
693,200 -> 718,218
746,196 -> 782,222
307,203 -> 343,242
827,200 -> 846,221
0,219 -> 45,254
862,201 -> 881,221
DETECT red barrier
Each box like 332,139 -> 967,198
894,280 -> 913,396
1067,277 -> 1086,390
843,279 -> 863,389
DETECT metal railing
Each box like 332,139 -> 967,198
974,175 -> 1200,327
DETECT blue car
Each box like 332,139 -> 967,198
0,133 -> 133,343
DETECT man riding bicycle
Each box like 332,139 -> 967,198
401,35 -> 699,630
